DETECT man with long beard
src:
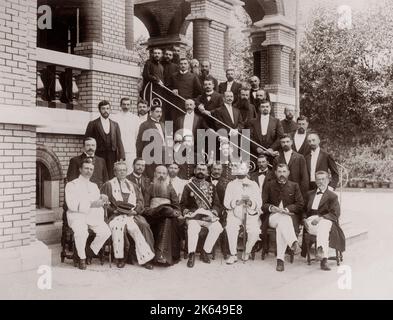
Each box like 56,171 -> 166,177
143,166 -> 183,266
181,164 -> 223,268
280,106 -> 298,134
234,88 -> 257,125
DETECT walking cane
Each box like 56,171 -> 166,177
242,200 -> 247,261
103,202 -> 112,268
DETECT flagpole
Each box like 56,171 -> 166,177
295,0 -> 300,116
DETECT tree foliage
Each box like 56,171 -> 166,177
300,2 -> 393,145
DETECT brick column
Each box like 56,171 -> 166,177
186,0 -> 242,82
125,0 -> 134,50
252,15 -> 296,118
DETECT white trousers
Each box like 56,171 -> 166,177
67,212 -> 111,260
187,219 -> 223,254
124,152 -> 135,175
109,215 -> 154,264
268,213 -> 298,261
226,213 -> 261,256
306,215 -> 333,258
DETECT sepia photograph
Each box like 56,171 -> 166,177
0,0 -> 392,306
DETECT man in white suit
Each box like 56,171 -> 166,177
65,158 -> 111,270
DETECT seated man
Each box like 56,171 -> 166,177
262,164 -> 303,272
180,164 -> 223,268
100,161 -> 155,269
65,158 -> 111,270
224,162 -> 262,264
144,165 -> 183,266
303,171 -> 345,271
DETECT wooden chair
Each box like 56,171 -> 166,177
304,232 -> 343,266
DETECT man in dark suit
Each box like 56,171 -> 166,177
174,99 -> 206,142
273,134 -> 309,196
136,105 -> 166,179
234,88 -> 257,124
162,48 -> 178,87
213,91 -> 243,134
85,100 -> 125,179
305,133 -> 339,190
249,76 -> 261,106
262,164 -> 304,272
196,77 -> 224,129
142,48 -> 164,92
250,154 -> 275,192
199,60 -> 218,92
280,105 -> 298,134
249,99 -> 284,159
302,171 -> 345,271
66,137 -> 108,189
168,58 -> 202,100
127,158 -> 151,196
292,115 -> 312,157
218,68 -> 242,104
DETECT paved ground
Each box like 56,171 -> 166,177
0,190 -> 392,300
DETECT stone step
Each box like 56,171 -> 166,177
36,221 -> 62,245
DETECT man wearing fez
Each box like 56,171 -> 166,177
144,166 -> 183,266
65,158 -> 111,270
224,162 -> 262,264
181,164 -> 223,268
85,100 -> 125,179
101,161 -> 155,269
262,164 -> 303,272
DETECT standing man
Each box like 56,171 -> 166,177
273,134 -> 309,197
199,60 -> 218,92
168,58 -> 202,100
262,164 -> 303,272
218,68 -> 242,104
162,48 -> 178,87
168,163 -> 188,201
142,48 -> 164,92
181,164 -> 223,268
234,88 -> 257,124
280,106 -> 298,134
127,158 -> 151,196
303,171 -> 345,271
65,158 -> 111,270
249,76 -> 262,106
66,137 -> 108,188
136,105 -> 166,179
292,115 -> 312,157
85,100 -> 125,179
213,91 -> 243,134
224,162 -> 262,264
306,133 -> 339,190
137,98 -> 150,125
113,98 -> 140,174
174,99 -> 206,141
248,99 -> 284,159
172,45 -> 182,65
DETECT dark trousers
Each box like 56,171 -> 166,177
96,150 -> 117,179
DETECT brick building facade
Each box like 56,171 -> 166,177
0,0 -> 296,274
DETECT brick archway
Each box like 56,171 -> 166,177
36,144 -> 63,181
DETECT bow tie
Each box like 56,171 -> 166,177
258,170 -> 267,176
211,177 -> 219,181
317,190 -> 324,195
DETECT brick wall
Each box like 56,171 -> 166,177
0,0 -> 36,108
78,70 -> 139,113
0,124 -> 36,249
209,21 -> 226,82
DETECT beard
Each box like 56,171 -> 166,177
237,98 -> 250,110
282,146 -> 291,152
152,177 -> 170,196
298,127 -> 306,134
195,173 -> 205,180
286,114 -> 294,121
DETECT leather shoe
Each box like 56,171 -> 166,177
200,250 -> 211,264
79,259 -> 87,270
86,246 -> 98,259
321,258 -> 331,271
116,259 -> 126,269
290,241 -> 301,255
276,259 -> 285,272
143,262 -> 154,270
187,253 -> 195,268
316,247 -> 324,261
